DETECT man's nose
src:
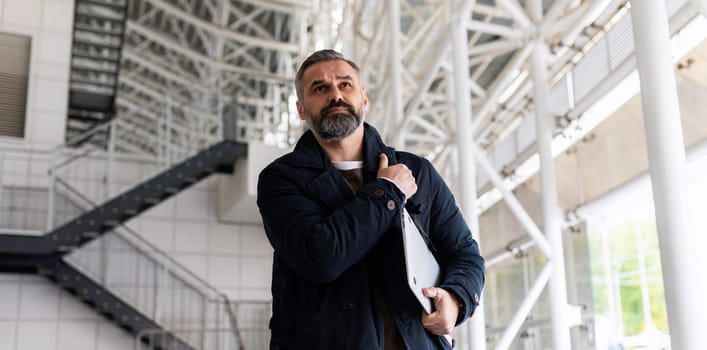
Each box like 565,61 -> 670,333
330,87 -> 343,102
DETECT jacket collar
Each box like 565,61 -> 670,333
289,122 -> 397,171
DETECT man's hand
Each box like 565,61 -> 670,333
421,287 -> 460,335
377,153 -> 417,199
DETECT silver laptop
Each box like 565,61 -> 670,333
401,208 -> 441,314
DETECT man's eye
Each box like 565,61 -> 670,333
314,86 -> 327,92
341,82 -> 351,88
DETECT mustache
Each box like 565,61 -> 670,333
320,100 -> 357,118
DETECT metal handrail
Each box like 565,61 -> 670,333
224,297 -> 246,350
54,177 -> 223,298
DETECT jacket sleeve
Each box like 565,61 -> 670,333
423,159 -> 486,323
257,163 -> 406,284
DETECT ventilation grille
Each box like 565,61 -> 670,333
0,32 -> 31,138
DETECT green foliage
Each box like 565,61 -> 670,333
587,215 -> 669,337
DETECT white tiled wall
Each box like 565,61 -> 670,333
0,274 -> 133,350
132,175 -> 274,300
0,0 -> 73,146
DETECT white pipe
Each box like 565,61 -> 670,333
526,0 -> 543,23
538,0 -> 573,33
472,44 -> 533,132
389,0 -> 405,148
470,142 -> 553,257
492,262 -> 553,350
531,40 -> 572,350
495,0 -> 534,28
560,0 -> 614,47
629,1 -> 707,348
484,239 -> 537,269
450,1 -> 486,348
689,0 -> 707,19
467,20 -> 526,39
398,33 -> 450,130
468,39 -> 524,57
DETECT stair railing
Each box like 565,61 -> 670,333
47,102 -> 225,231
134,300 -> 271,350
56,176 -> 242,349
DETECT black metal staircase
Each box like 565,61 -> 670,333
0,139 -> 247,349
67,0 -> 128,140
42,259 -> 194,350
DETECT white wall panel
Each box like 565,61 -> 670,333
175,190 -> 211,221
607,13 -> 635,70
27,111 -> 66,144
35,61 -> 69,81
41,0 -> 73,32
57,321 -> 97,350
573,38 -> 611,102
32,78 -> 68,113
96,322 -> 134,350
208,223 -> 240,254
174,221 -> 208,253
174,253 -> 208,277
0,284 -> 19,317
37,30 -> 71,64
137,218 -> 174,251
3,0 -> 41,29
17,321 -> 57,349
0,321 -> 16,350
208,256 -> 240,288
241,257 -> 272,288
19,283 -> 59,318
241,225 -> 273,257
140,196 -> 175,219
58,291 -> 98,320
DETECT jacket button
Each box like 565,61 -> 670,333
341,298 -> 354,310
386,200 -> 396,211
374,188 -> 385,197
473,292 -> 480,304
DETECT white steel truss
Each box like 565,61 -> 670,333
106,0 -> 706,349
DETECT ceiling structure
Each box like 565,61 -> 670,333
111,0 -> 702,190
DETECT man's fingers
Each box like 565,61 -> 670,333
379,153 -> 388,169
423,287 -> 443,303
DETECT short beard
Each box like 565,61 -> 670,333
305,100 -> 365,142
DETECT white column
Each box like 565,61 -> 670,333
450,1 -> 486,349
530,40 -> 572,350
629,1 -> 707,348
388,0 -> 405,148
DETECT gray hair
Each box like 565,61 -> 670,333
295,49 -> 360,100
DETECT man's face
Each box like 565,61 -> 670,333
296,60 -> 369,142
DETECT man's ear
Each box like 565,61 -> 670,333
362,88 -> 369,108
296,99 -> 305,120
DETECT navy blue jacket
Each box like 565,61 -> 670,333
257,123 -> 485,350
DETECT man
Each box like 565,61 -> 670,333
257,49 -> 485,350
